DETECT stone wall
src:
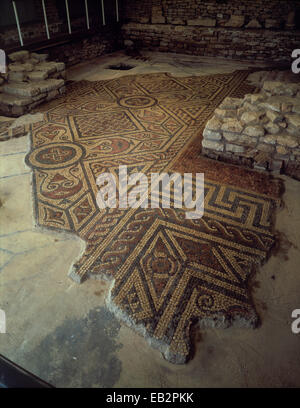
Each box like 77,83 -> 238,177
123,0 -> 299,28
122,0 -> 300,63
33,0 -> 60,23
1,25 -> 121,67
0,0 -> 121,66
1,0 -> 70,48
41,29 -> 121,67
201,79 -> 300,176
1,22 -> 63,48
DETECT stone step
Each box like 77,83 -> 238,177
0,93 -> 33,107
27,71 -> 49,81
2,82 -> 41,97
0,93 -> 34,116
2,79 -> 65,97
8,61 -> 65,77
34,62 -> 65,74
8,71 -> 28,83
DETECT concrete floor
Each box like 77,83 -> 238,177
67,50 -> 271,81
0,51 -> 300,388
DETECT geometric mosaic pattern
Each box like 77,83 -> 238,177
25,72 -> 279,363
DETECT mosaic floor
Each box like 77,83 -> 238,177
25,71 -> 280,363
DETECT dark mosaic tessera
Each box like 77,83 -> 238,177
25,71 -> 280,363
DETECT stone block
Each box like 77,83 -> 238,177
174,25 -> 185,32
10,62 -> 34,72
34,62 -> 57,75
264,135 -> 277,145
3,82 -> 40,97
206,116 -> 223,131
263,81 -> 282,93
243,125 -> 265,137
226,144 -> 245,153
238,136 -> 257,147
23,63 -> 34,72
257,143 -> 275,153
281,102 -> 293,114
8,50 -> 29,62
203,128 -> 222,140
223,132 -> 240,142
221,119 -> 244,133
8,71 -> 27,82
224,15 -> 245,28
243,102 -> 263,112
137,17 -> 150,24
259,100 -> 281,113
276,145 -> 288,155
250,94 -> 265,104
219,97 -> 243,110
263,81 -> 299,97
276,133 -> 299,148
265,19 -> 280,29
27,58 -> 39,66
27,71 -> 49,81
240,111 -> 263,125
53,62 -> 66,72
202,139 -> 224,151
169,18 -> 185,25
8,63 -> 26,72
287,126 -> 300,136
31,53 -> 49,62
215,108 -> 237,119
187,18 -> 216,27
266,110 -> 283,123
264,122 -> 280,135
286,114 -> 300,129
0,93 -> 32,107
152,16 -> 165,24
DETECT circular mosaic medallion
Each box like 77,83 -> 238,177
118,95 -> 157,109
26,142 -> 85,170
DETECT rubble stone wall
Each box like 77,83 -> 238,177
123,0 -> 299,28
43,30 -> 121,67
0,0 -> 121,66
122,0 -> 300,63
201,80 -> 300,176
1,28 -> 121,67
